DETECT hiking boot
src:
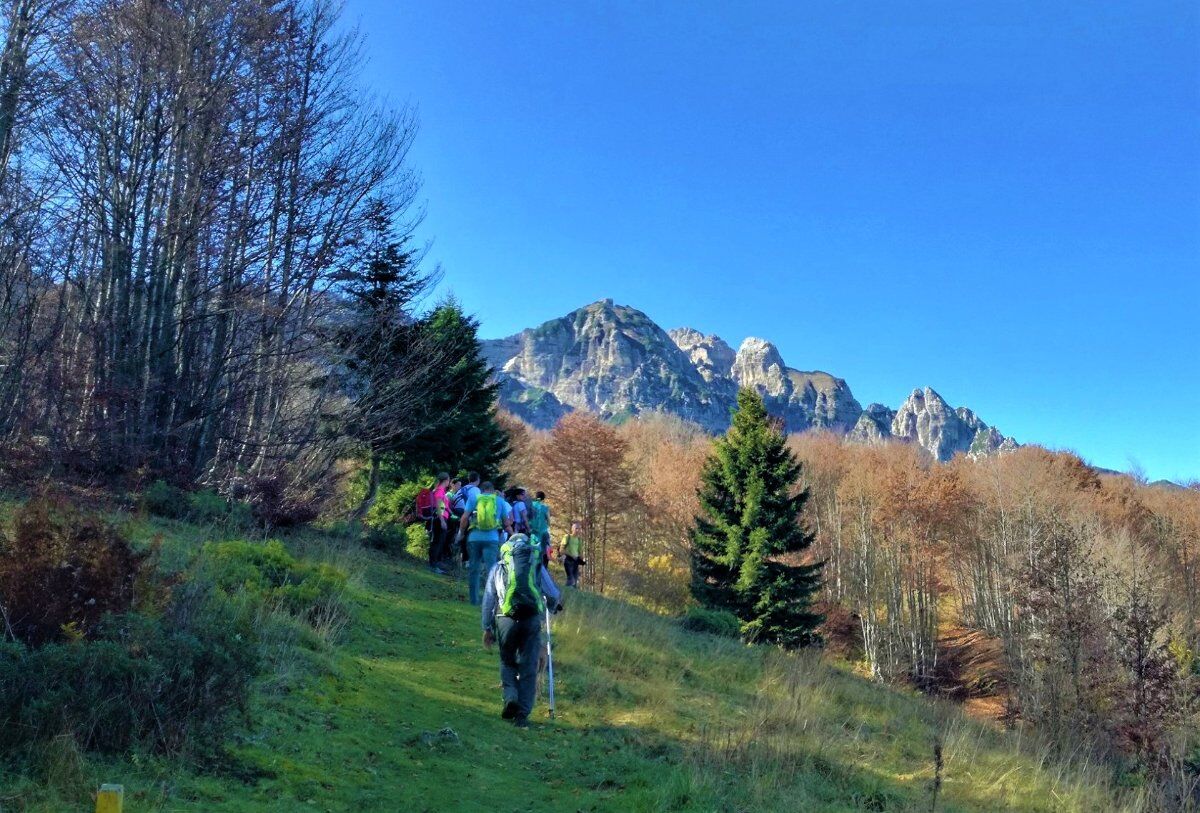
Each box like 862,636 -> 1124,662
513,716 -> 530,729
501,700 -> 520,720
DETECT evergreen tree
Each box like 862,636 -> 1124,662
690,388 -> 824,647
395,301 -> 510,484
332,197 -> 443,514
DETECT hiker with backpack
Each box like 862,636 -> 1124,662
530,492 -> 551,546
452,473 -> 482,563
447,478 -> 465,562
427,473 -> 453,573
415,477 -> 446,574
481,532 -> 563,728
530,492 -> 551,563
561,521 -> 585,588
459,481 -> 513,605
452,473 -> 480,523
508,487 -> 530,534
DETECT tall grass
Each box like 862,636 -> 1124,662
552,588 -> 1148,812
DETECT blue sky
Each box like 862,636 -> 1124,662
346,1 -> 1199,482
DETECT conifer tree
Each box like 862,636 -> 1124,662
333,197 -> 444,516
691,388 -> 824,647
397,301 -> 510,483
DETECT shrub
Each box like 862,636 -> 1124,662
202,539 -> 347,623
0,497 -> 155,646
247,476 -> 322,530
187,489 -> 252,528
361,479 -> 429,557
141,479 -> 189,520
365,480 -> 424,530
406,522 -> 429,559
142,481 -> 253,530
681,606 -> 742,639
0,580 -> 257,757
364,523 -> 408,555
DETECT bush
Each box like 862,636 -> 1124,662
202,539 -> 347,622
361,479 -> 430,558
247,476 -> 323,531
0,580 -> 257,757
142,479 -> 189,520
187,489 -> 253,529
681,606 -> 742,639
406,523 -> 429,559
364,523 -> 408,554
142,481 -> 253,530
365,480 -> 424,530
0,497 -> 155,646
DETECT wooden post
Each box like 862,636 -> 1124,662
96,784 -> 123,813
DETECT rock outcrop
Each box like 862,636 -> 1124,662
484,300 -> 1016,459
849,403 -> 897,444
668,328 -> 736,384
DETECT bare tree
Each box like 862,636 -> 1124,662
0,0 -> 430,505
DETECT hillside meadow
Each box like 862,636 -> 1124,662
0,505 -> 1148,812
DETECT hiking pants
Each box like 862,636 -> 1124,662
495,614 -> 542,720
468,539 -> 499,605
564,555 -> 581,587
428,518 -> 449,568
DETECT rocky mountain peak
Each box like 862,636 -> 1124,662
889,387 -> 1016,461
483,300 -> 729,430
669,328 -> 736,383
732,337 -> 790,397
484,301 -> 1015,459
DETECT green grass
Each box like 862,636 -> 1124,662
0,516 -> 1145,812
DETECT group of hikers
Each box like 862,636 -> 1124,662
417,472 -> 586,728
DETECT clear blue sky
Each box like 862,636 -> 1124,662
346,1 -> 1199,482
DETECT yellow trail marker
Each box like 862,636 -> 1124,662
96,784 -> 124,813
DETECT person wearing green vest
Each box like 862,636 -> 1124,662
482,533 -> 562,728
459,481 -> 513,605
561,521 -> 584,588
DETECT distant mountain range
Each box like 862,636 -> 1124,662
483,299 -> 1018,462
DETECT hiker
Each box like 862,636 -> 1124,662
509,487 -> 530,534
427,472 -> 452,573
459,481 -> 513,605
453,473 -> 482,563
481,532 -> 563,728
561,521 -> 584,588
530,491 -> 551,560
453,472 -> 481,517
415,480 -> 438,569
447,478 -> 466,562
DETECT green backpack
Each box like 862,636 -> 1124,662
499,535 -> 544,620
473,493 -> 501,532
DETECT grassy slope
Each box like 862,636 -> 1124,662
1,518 -> 1140,813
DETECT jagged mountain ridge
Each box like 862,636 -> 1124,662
484,299 -> 1017,461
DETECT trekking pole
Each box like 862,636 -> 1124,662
544,604 -> 556,719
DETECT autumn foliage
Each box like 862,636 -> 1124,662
790,435 -> 1200,780
513,405 -> 1200,788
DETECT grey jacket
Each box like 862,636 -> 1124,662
481,559 -> 562,630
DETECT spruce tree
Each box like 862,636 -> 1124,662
332,197 -> 443,515
396,301 -> 510,483
691,388 -> 824,647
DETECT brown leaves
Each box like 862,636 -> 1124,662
0,495 -> 154,646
